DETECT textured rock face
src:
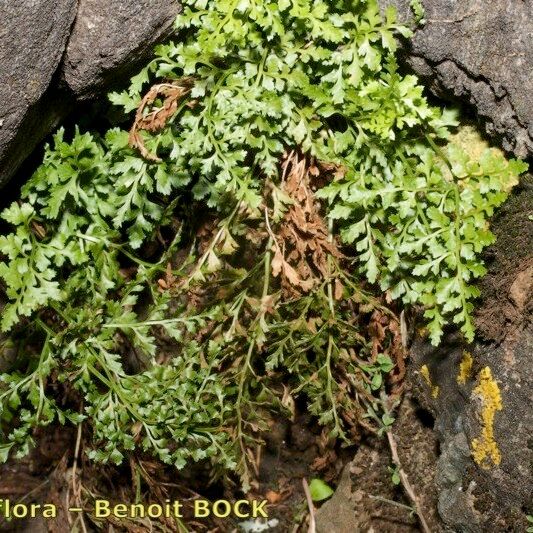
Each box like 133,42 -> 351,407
0,0 -> 181,185
2,1 -> 531,186
316,392 -> 443,532
0,0 -> 77,186
411,187 -> 533,532
378,2 -> 533,522
379,0 -> 533,158
63,0 -> 181,98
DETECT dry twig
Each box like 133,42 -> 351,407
386,431 -> 431,533
301,478 -> 316,533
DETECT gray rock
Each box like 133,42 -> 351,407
315,465 -> 358,533
379,0 -> 533,158
316,392 -> 443,532
409,188 -> 533,532
412,324 -> 533,532
0,0 -> 77,185
62,0 -> 182,98
0,0 -> 181,186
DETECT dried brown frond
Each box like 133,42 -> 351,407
129,78 -> 194,162
386,316 -> 407,396
369,308 -> 406,397
270,152 -> 343,296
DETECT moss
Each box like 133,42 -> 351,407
420,364 -> 439,399
457,350 -> 474,385
471,367 -> 502,468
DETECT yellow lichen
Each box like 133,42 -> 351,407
448,126 -> 519,192
457,350 -> 474,385
420,364 -> 439,399
417,326 -> 428,338
471,367 -> 502,468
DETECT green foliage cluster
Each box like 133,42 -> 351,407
320,133 -> 525,343
110,0 -> 523,343
410,0 -> 426,24
0,0 -> 526,486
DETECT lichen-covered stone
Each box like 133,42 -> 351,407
410,187 -> 533,532
470,367 -> 502,468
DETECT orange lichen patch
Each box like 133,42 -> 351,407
471,367 -> 502,468
420,364 -> 439,399
457,350 -> 474,385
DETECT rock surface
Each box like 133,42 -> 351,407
2,0 -> 531,185
410,186 -> 533,532
0,0 -> 181,185
316,187 -> 532,532
62,0 -> 181,98
0,0 -> 77,187
379,0 -> 533,159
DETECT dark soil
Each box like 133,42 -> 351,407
475,183 -> 533,342
0,427 -> 74,532
0,393 -> 443,533
0,408 -> 355,532
316,390 -> 442,533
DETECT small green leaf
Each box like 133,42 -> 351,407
309,478 -> 334,502
382,413 -> 395,427
388,465 -> 401,485
0,444 -> 13,463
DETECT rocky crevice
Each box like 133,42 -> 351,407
0,2 -> 531,531
0,0 -> 181,185
380,0 -> 533,159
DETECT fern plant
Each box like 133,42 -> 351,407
410,0 -> 426,24
0,0 -> 527,487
